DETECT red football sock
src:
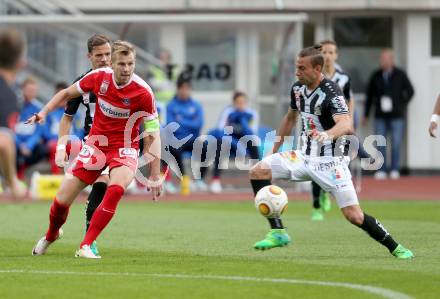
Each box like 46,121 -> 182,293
45,198 -> 70,242
80,184 -> 125,247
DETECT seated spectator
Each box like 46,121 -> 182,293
166,77 -> 206,195
0,28 -> 27,198
14,76 -> 46,179
209,91 -> 260,193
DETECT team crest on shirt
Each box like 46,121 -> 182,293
122,98 -> 131,106
99,80 -> 110,95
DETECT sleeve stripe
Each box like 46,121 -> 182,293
144,112 -> 158,121
75,81 -> 85,95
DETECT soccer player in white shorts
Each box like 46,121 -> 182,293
249,45 -> 413,259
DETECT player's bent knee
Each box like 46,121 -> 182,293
249,162 -> 271,180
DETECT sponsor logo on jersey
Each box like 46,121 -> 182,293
122,98 -> 131,106
331,96 -> 347,113
99,80 -> 110,95
98,98 -> 130,119
119,148 -> 137,159
306,117 -> 316,131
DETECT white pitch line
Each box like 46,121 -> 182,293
0,269 -> 412,299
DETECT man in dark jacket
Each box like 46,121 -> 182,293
363,49 -> 414,180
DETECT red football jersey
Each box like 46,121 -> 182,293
76,67 -> 157,150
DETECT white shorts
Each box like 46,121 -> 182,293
261,150 -> 358,208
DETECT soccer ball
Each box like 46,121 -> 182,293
254,185 -> 288,218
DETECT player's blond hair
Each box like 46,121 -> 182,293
111,40 -> 136,62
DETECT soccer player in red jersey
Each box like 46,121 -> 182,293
29,41 -> 162,258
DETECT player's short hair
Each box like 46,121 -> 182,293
0,28 -> 25,70
233,91 -> 246,102
319,39 -> 338,48
111,40 -> 136,62
21,76 -> 38,88
87,34 -> 111,53
298,45 -> 324,68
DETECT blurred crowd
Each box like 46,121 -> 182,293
0,29 -> 415,199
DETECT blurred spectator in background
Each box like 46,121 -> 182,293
0,28 -> 27,198
166,77 -> 206,195
44,82 -> 69,174
363,49 -> 414,180
15,76 -> 47,180
208,91 -> 260,193
147,48 -> 176,105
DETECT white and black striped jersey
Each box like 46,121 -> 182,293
290,77 -> 349,157
329,69 -> 352,103
64,69 -> 96,137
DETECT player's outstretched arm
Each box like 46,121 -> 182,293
429,94 -> 440,138
272,107 -> 299,154
142,124 -> 163,200
25,84 -> 81,125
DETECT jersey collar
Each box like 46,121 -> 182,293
112,73 -> 133,89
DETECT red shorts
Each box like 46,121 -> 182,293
70,144 -> 138,185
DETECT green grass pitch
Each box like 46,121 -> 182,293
0,199 -> 439,299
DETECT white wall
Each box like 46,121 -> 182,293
406,14 -> 434,169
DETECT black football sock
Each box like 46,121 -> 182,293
359,213 -> 398,252
267,217 -> 284,230
250,179 -> 271,196
85,182 -> 107,232
250,179 -> 284,229
312,181 -> 321,209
